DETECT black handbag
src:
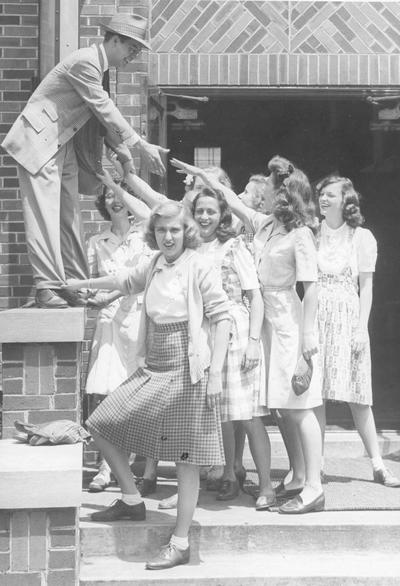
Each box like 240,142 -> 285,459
291,355 -> 313,396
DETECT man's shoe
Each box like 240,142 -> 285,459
58,288 -> 88,307
278,492 -> 325,514
216,479 -> 240,501
373,467 -> 400,488
35,289 -> 68,309
91,499 -> 145,522
146,543 -> 190,570
136,477 -> 157,497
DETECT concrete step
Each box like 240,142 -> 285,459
262,429 -> 400,459
81,485 -> 400,560
80,552 -> 400,585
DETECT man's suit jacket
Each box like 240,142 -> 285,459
1,44 -> 138,179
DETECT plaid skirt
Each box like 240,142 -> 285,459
87,321 -> 224,466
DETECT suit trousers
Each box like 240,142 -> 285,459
18,140 -> 89,289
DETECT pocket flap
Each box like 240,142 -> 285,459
22,107 -> 45,133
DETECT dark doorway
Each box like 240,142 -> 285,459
167,96 -> 400,429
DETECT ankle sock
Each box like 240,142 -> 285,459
371,456 -> 384,471
170,534 -> 189,550
122,492 -> 143,506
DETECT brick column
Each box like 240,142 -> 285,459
0,308 -> 86,439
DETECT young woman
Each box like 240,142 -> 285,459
85,176 -> 153,493
314,176 -> 400,488
64,201 -> 232,570
171,156 -> 324,514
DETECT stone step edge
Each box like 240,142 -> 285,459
80,509 -> 400,530
80,552 -> 400,584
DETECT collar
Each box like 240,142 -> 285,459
99,43 -> 108,72
96,224 -> 140,243
155,248 -> 195,271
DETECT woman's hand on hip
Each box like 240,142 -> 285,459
302,331 -> 318,361
206,371 -> 222,410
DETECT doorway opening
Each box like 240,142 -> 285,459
163,93 -> 400,429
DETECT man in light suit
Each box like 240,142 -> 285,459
1,13 -> 167,308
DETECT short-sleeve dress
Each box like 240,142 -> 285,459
199,237 -> 268,421
317,220 -> 377,405
86,223 -> 154,396
247,211 -> 322,410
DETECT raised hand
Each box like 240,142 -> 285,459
171,158 -> 202,177
139,140 -> 169,175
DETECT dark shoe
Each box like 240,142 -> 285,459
58,288 -> 88,307
275,481 -> 303,499
235,466 -> 247,490
35,289 -> 68,309
146,543 -> 190,570
373,467 -> 400,488
136,477 -> 157,497
278,492 -> 325,514
216,479 -> 240,501
255,493 -> 277,511
91,499 -> 145,522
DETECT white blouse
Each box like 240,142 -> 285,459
145,249 -> 191,323
317,221 -> 377,276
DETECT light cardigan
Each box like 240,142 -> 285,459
115,249 -> 232,383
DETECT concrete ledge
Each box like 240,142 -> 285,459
0,307 -> 86,343
0,439 -> 82,509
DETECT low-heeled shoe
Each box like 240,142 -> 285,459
275,481 -> 303,499
216,479 -> 240,501
91,499 -> 146,522
158,493 -> 178,510
146,543 -> 190,570
255,493 -> 277,511
278,492 -> 325,514
373,467 -> 400,488
136,477 -> 157,497
88,474 -> 111,493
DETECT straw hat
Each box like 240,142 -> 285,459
102,13 -> 151,50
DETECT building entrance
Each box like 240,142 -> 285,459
164,93 -> 400,429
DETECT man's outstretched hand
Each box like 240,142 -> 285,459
137,139 -> 169,175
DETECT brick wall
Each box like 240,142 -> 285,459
149,1 -> 400,86
0,508 -> 78,585
0,0 -> 39,310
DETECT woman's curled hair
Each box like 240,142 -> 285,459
316,176 -> 364,228
192,187 -> 237,243
268,155 -> 295,189
145,201 -> 202,250
272,168 -> 316,232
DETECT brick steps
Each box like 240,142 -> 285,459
80,552 -> 400,585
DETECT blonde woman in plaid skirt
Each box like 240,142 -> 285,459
64,201 -> 231,570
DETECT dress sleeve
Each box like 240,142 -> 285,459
198,260 -> 232,322
86,235 -> 98,278
355,228 -> 377,273
247,209 -> 271,234
115,256 -> 153,295
231,237 -> 260,291
294,227 -> 318,282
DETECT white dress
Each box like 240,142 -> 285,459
248,211 -> 322,410
85,223 -> 154,396
317,221 -> 377,405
